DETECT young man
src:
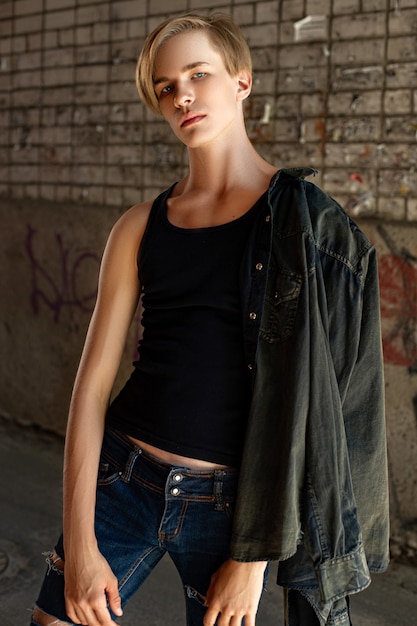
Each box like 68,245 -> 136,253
31,13 -> 389,626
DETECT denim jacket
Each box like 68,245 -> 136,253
230,168 -> 390,624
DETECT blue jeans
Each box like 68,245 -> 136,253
284,590 -> 352,625
32,427 -> 244,625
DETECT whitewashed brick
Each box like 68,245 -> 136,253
75,26 -> 92,46
110,20 -> 129,42
12,88 -> 41,107
12,36 -> 26,53
76,44 -> 109,65
306,0 -> 331,13
279,66 -> 328,93
14,0 -> 42,16
256,2 -> 279,24
45,0 -> 74,10
43,31 -> 59,48
43,66 -> 74,86
407,198 -> 417,221
76,65 -> 107,84
281,0 -> 305,21
384,116 -> 417,141
331,39 -> 385,66
332,13 -> 386,40
333,0 -> 360,13
327,116 -> 381,142
59,28 -> 75,46
384,90 -> 412,115
362,0 -> 385,10
44,48 -> 74,68
386,63 -> 417,88
325,142 -> 379,167
74,84 -> 107,104
149,0 -> 188,14
388,36 -> 417,61
242,23 -> 278,48
328,91 -> 382,116
44,9 -> 75,30
0,20 -> 12,38
233,4 -> 254,26
0,36 -> 12,54
14,14 -> 42,33
0,2 -> 13,19
389,9 -> 417,36
189,0 -> 228,9
28,32 -> 42,50
110,1 -> 147,21
76,4 -> 109,26
378,196 -> 406,220
127,19 -> 146,40
301,93 -> 325,116
332,65 -> 385,91
279,43 -> 328,69
109,81 -> 139,103
94,22 -> 110,43
13,69 -> 41,89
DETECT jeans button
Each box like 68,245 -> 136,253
173,473 -> 183,483
171,487 -> 180,496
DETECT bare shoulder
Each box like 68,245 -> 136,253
103,200 -> 154,256
111,200 -> 153,238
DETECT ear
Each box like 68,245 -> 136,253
236,70 -> 252,101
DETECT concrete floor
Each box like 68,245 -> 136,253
1,421 -> 416,625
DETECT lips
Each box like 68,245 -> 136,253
180,112 -> 206,128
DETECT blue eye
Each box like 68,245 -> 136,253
161,84 -> 173,94
193,72 -> 206,79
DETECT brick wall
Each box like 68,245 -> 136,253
1,0 -> 416,219
1,0 -> 417,561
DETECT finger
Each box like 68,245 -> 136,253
83,605 -> 118,626
66,601 -> 88,626
241,612 -> 256,626
203,606 -> 220,626
107,584 -> 123,617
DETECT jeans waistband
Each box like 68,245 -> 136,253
102,427 -> 239,503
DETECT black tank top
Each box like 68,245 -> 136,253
107,185 -> 264,466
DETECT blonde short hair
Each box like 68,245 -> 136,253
136,13 -> 252,115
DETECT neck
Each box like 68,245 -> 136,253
182,124 -> 276,196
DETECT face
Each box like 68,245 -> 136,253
152,30 -> 251,148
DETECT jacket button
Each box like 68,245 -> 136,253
255,262 -> 263,271
249,312 -> 257,320
247,364 -> 254,371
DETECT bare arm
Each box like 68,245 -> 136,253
62,202 -> 151,626
203,559 -> 268,626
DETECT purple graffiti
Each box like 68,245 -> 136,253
25,224 -> 100,323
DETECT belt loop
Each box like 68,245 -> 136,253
122,447 -> 141,483
213,470 -> 225,511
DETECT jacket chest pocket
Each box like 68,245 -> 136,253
260,269 -> 302,343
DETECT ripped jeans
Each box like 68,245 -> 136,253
32,427 -> 245,625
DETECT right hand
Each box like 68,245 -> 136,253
64,550 -> 123,626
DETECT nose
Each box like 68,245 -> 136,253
174,83 -> 194,108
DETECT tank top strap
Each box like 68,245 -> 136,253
138,183 -> 177,279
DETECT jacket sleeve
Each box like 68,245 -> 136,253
336,246 -> 390,571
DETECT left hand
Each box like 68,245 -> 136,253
203,558 -> 268,626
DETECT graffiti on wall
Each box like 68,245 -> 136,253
378,225 -> 417,371
25,224 -> 143,360
25,224 -> 100,326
